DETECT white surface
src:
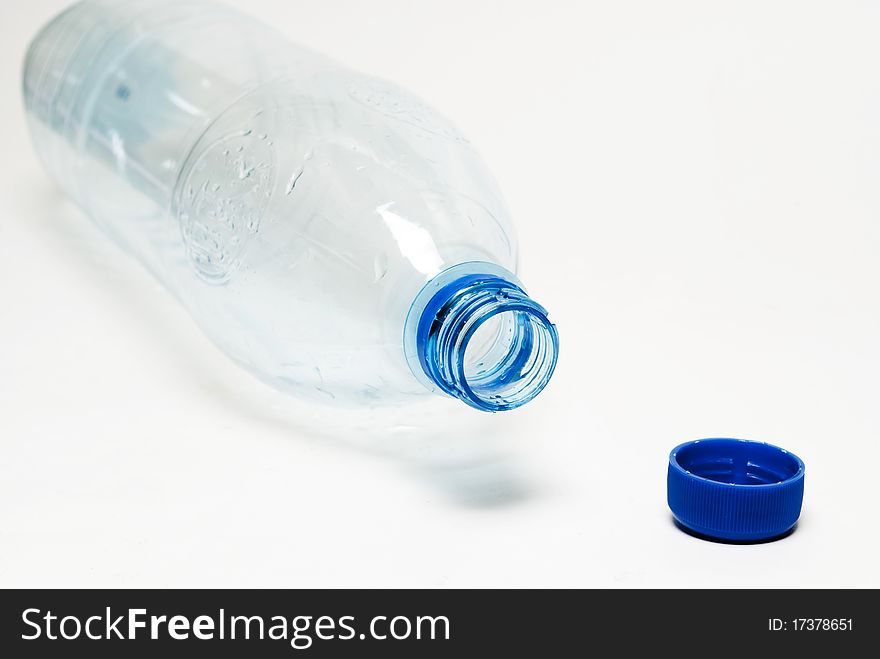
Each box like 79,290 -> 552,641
2,0 -> 879,588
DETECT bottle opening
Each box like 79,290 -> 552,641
461,306 -> 558,410
408,266 -> 559,412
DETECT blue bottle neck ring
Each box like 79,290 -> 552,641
406,264 -> 559,412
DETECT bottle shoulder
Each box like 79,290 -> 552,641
175,74 -> 518,280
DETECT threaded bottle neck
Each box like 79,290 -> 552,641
408,266 -> 558,412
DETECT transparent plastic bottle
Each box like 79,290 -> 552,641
23,0 -> 559,412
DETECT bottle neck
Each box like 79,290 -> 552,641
405,264 -> 559,412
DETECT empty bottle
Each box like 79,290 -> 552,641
23,0 -> 559,412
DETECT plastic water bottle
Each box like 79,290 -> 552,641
22,0 -> 559,412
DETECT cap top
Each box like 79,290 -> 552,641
671,438 -> 803,487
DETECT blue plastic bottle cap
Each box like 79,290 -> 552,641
667,439 -> 805,542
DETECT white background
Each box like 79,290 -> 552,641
2,0 -> 879,588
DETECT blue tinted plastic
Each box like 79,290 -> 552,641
407,265 -> 558,412
668,439 -> 806,542
22,0 -> 559,412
